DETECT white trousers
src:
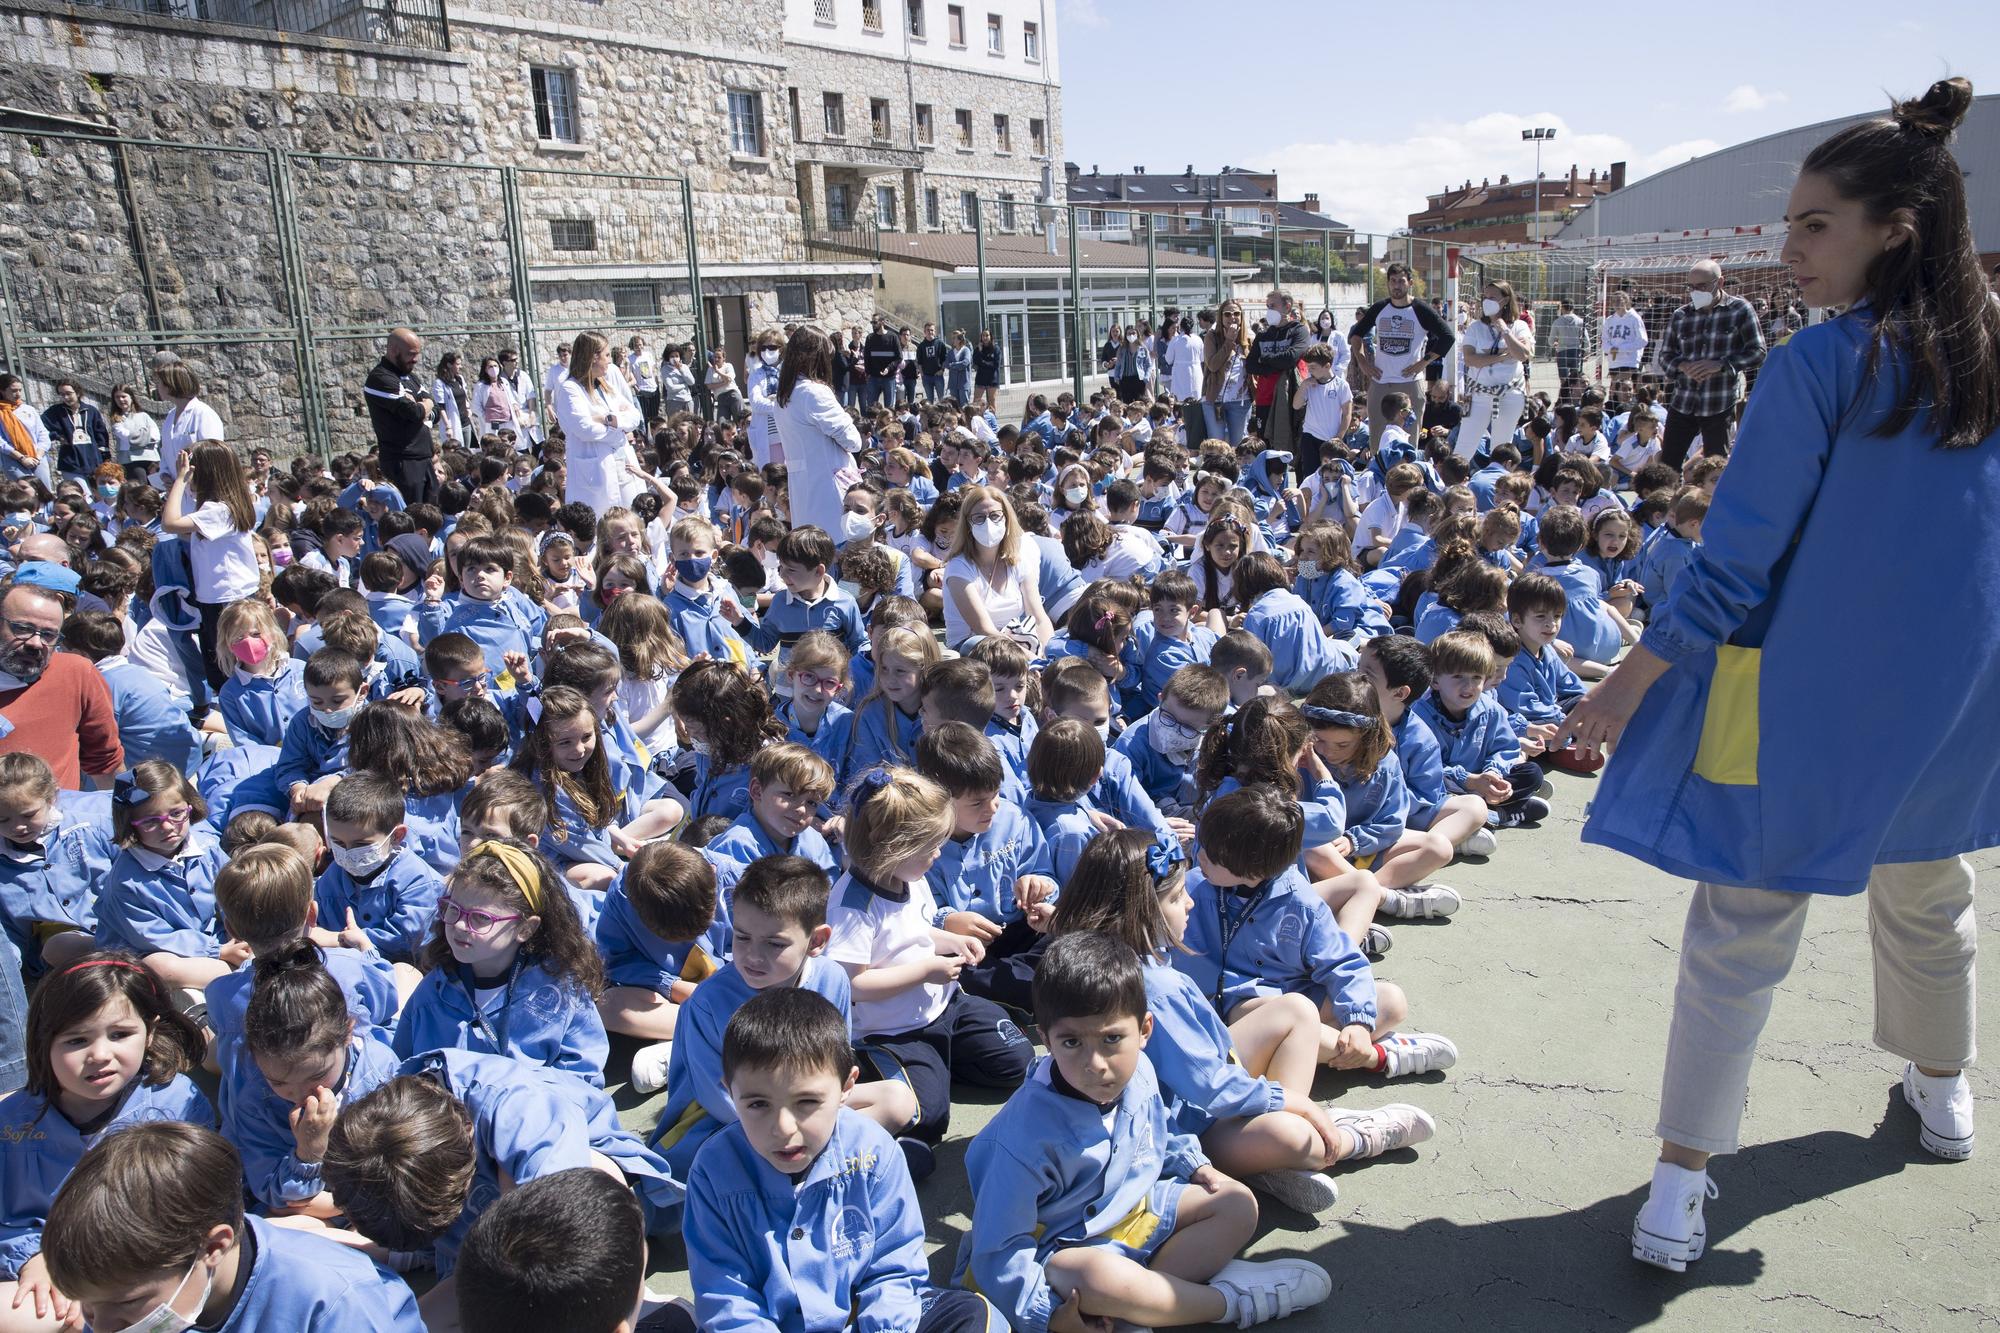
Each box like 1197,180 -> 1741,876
1455,385 -> 1525,462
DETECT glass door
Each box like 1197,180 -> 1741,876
1003,311 -> 1026,385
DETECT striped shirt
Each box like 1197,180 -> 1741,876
1659,294 -> 1767,418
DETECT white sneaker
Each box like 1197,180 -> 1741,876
1457,828 -> 1498,857
627,1040 -> 673,1095
1379,885 -> 1462,920
1242,1168 -> 1339,1214
1208,1257 -> 1333,1328
1377,1032 -> 1457,1078
1330,1103 -> 1436,1161
1361,924 -> 1393,957
1631,1160 -> 1717,1272
1902,1063 -> 1974,1160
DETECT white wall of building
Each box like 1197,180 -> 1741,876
782,0 -> 1059,85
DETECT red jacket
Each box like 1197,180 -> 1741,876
0,652 -> 124,789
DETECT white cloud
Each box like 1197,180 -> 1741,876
1723,84 -> 1789,114
1256,113 -> 1661,239
1054,0 -> 1106,29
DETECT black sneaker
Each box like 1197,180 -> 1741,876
897,1135 -> 936,1183
1496,796 -> 1552,829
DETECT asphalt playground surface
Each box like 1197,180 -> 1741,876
613,772 -> 2000,1331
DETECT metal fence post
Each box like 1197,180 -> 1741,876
1145,213 -> 1157,324
1321,233 -> 1331,313
0,257 -> 21,377
267,149 -> 332,463
1067,204 -> 1084,405
681,177 -> 709,394
1212,213 -> 1224,304
973,194 -> 988,338
497,165 -> 544,435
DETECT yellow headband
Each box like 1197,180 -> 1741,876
467,840 -> 543,914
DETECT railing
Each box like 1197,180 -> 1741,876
803,205 -> 881,266
65,0 -> 451,52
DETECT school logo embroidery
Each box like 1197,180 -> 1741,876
1273,908 -> 1305,950
996,1018 -> 1026,1048
827,1205 -> 873,1261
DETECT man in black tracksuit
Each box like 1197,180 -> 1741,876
914,322 -> 950,402
364,327 -> 438,505
863,315 -> 902,411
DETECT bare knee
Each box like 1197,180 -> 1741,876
1273,992 -> 1320,1030
1373,980 -> 1410,1033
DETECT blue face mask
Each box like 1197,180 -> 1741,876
674,555 -> 713,585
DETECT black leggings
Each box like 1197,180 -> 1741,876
195,597 -> 228,693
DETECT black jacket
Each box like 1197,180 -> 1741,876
915,337 -> 949,375
973,344 -> 1002,385
41,402 -> 108,477
863,331 -> 903,378
1247,319 -> 1313,377
364,358 -> 435,459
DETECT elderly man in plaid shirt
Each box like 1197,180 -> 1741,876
1657,259 -> 1767,469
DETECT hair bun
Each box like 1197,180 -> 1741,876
254,938 -> 326,979
1893,77 -> 1973,141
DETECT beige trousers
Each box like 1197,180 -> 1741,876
1656,857 -> 1978,1155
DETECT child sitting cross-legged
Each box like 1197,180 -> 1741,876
828,767 -> 1032,1145
1049,830 -> 1437,1218
512,686 -> 683,891
1499,573 -> 1602,777
91,761 -> 240,996
594,840 -> 725,1096
1177,785 -> 1459,1082
1356,634 -> 1496,858
1023,718 -> 1111,889
913,722 -> 1059,1013
702,743 -> 840,900
654,854 -> 920,1180
684,989 -> 997,1333
1114,663 -> 1228,818
956,930 -> 1334,1332
309,771 -> 443,998
1414,629 -> 1550,831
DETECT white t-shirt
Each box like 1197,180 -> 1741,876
1461,318 -> 1531,391
942,547 -> 1037,648
1217,348 -> 1248,403
1367,303 -> 1430,383
826,871 -> 951,1037
1084,526 -> 1165,583
1613,435 -> 1660,475
1601,311 -> 1648,369
157,398 -> 225,483
1563,433 -> 1612,463
1354,493 -> 1404,553
189,500 -> 260,602
1298,376 -> 1354,440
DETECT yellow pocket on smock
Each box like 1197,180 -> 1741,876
1692,645 -> 1761,786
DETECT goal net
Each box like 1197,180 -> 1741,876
1456,224 -> 1799,397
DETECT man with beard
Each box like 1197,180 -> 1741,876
0,577 -> 123,789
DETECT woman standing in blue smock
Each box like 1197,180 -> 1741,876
1563,78 -> 2000,1274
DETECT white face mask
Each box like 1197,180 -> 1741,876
1688,288 -> 1716,310
330,835 -> 396,879
837,579 -> 864,601
1266,307 -> 1286,324
310,704 -> 358,731
1093,720 -> 1111,745
109,1255 -> 211,1333
1148,717 -> 1202,766
970,516 -> 1006,548
1297,559 -> 1321,581
1318,317 -> 1333,330
760,349 -> 781,366
1481,298 -> 1502,318
838,509 -> 876,544
1063,487 -> 1088,507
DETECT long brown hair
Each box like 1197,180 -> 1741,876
190,441 -> 256,531
1800,77 -> 2000,447
777,326 -> 835,407
25,952 -> 205,1098
567,332 -> 610,390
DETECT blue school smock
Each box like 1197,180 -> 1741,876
953,1054 -> 1206,1333
0,1075 -> 215,1280
206,946 -> 399,1095
1020,792 -> 1098,887
202,1214 -> 426,1332
1243,448 -> 1303,543
1142,956 -> 1285,1137
842,698 -> 922,784
652,955 -> 851,1172
0,791 -> 111,966
1091,747 -> 1178,847
1391,707 -> 1449,829
846,649 -> 877,703
1469,462 -> 1508,510
534,775 -> 621,872
702,810 -> 836,899
96,656 -> 203,772
361,636 -> 431,709
1031,533 -> 1088,622
1585,314 -> 2000,894
1413,602 -> 1461,645
218,657 -> 310,748
665,583 -> 753,668
1131,622 -> 1219,712
1173,865 -> 1377,1027
1211,774 -> 1345,852
395,1048 -> 682,1277
1500,644 -> 1585,733
313,850 -> 444,964
271,707 -> 350,795
1111,712 -> 1198,811
1242,587 -> 1357,694
1301,567 -> 1393,643
775,696 -> 853,779
1334,751 -> 1412,858
743,584 -> 867,676
402,788 -> 463,878
1637,529 -> 1697,611
437,594 -> 541,681
1413,692 -> 1521,792
1361,527 -> 1435,598
685,1107 -> 935,1333
594,870 -> 731,998
92,828 -> 229,959
365,590 -> 419,644
1542,558 -> 1623,663
683,753 -> 754,825
392,959 -> 609,1088
1582,550 -> 1635,592
984,713 -> 1036,807
221,1028 -> 401,1211
927,798 -> 1053,925
195,744 -> 284,829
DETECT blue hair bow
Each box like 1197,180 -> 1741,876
852,767 -> 894,805
1146,838 -> 1185,880
112,770 -> 153,805
1300,704 -> 1374,730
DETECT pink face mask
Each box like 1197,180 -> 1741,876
270,547 -> 294,567
230,635 -> 271,668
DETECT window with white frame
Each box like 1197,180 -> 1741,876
861,0 -> 881,31
727,91 -> 765,156
992,113 -> 1010,152
776,282 -> 813,319
1023,20 -> 1038,61
959,189 -> 978,226
924,188 -> 940,227
998,193 -> 1016,230
530,67 -> 579,144
986,13 -> 1002,53
822,92 -> 845,137
914,103 -> 934,145
875,184 -> 897,227
947,3 -> 964,44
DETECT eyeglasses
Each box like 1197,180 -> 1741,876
437,895 -> 523,936
1153,710 -> 1205,742
3,619 -> 60,646
440,672 -> 491,692
130,804 -> 193,832
792,670 -> 842,693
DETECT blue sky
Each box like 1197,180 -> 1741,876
1051,0 -> 2000,235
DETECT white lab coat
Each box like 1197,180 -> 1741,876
553,375 -> 643,512
775,378 -> 862,536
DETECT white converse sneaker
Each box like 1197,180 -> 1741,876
1330,1103 -> 1436,1160
1208,1257 -> 1333,1328
1631,1160 -> 1717,1272
1361,924 -> 1393,958
1376,1032 -> 1457,1078
627,1040 -> 673,1095
1457,828 -> 1498,857
1902,1063 -> 1974,1160
1242,1168 -> 1339,1214
1379,885 -> 1462,920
